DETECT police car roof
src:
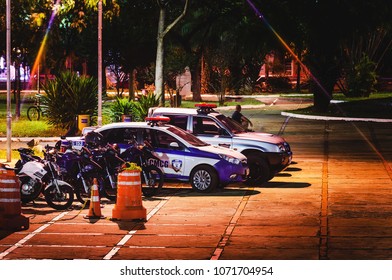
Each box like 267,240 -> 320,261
151,107 -> 220,116
95,121 -> 171,131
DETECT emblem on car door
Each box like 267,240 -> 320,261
172,159 -> 183,172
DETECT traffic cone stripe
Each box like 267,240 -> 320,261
0,198 -> 20,203
0,179 -> 17,184
121,172 -> 140,177
119,181 -> 141,186
0,188 -> 20,192
91,196 -> 100,202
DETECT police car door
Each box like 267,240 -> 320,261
146,129 -> 187,180
192,115 -> 233,149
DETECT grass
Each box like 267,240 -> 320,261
0,150 -> 20,160
0,101 -> 68,137
287,94 -> 392,119
180,97 -> 263,108
0,119 -> 67,137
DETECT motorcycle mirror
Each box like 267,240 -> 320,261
54,140 -> 61,150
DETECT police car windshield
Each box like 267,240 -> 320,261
216,114 -> 246,134
167,126 -> 209,147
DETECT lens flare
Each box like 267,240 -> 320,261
29,0 -> 61,86
245,0 -> 329,97
245,0 -> 391,175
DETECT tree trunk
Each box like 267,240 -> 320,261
155,7 -> 166,106
200,53 -> 209,95
155,0 -> 188,107
308,52 -> 340,113
192,57 -> 202,102
128,67 -> 135,100
14,62 -> 21,119
296,51 -> 302,92
311,74 -> 336,112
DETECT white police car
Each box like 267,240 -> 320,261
148,103 -> 292,185
67,117 -> 249,192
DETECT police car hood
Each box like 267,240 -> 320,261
233,131 -> 285,144
197,144 -> 247,160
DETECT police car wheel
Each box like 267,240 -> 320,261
190,165 -> 218,192
245,155 -> 270,185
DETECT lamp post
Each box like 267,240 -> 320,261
6,0 -> 11,162
97,0 -> 102,126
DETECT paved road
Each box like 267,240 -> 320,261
1,100 -> 392,260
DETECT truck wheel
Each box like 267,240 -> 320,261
245,155 -> 270,185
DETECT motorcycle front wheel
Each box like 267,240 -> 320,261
44,183 -> 74,210
19,177 -> 42,204
74,177 -> 93,206
141,165 -> 164,197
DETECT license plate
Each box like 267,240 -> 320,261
72,141 -> 84,148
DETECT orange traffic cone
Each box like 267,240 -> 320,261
0,164 -> 29,231
84,178 -> 105,219
112,170 -> 146,221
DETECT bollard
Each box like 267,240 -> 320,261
112,170 -> 146,221
0,164 -> 29,231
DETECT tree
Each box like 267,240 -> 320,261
155,0 -> 188,106
104,0 -> 156,100
165,0 -> 268,101
0,1 -> 48,118
281,0 -> 392,111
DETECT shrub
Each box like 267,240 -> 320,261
346,55 -> 377,97
109,97 -> 136,122
41,71 -> 98,135
132,92 -> 161,121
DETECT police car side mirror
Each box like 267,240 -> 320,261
169,142 -> 180,149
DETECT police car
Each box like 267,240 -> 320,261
148,103 -> 292,185
67,117 -> 249,192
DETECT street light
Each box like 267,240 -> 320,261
97,0 -> 102,127
6,0 -> 11,162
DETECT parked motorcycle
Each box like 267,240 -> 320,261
119,139 -> 164,197
90,144 -> 124,201
85,131 -> 164,197
15,148 -> 44,203
54,143 -> 106,205
16,146 -> 74,210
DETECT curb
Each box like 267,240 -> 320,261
216,104 -> 266,111
281,112 -> 392,123
0,137 -> 61,143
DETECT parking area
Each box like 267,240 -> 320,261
1,109 -> 392,260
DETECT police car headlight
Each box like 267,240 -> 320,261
219,154 -> 241,165
278,144 -> 286,152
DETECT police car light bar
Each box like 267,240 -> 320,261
195,103 -> 217,114
145,116 -> 170,126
